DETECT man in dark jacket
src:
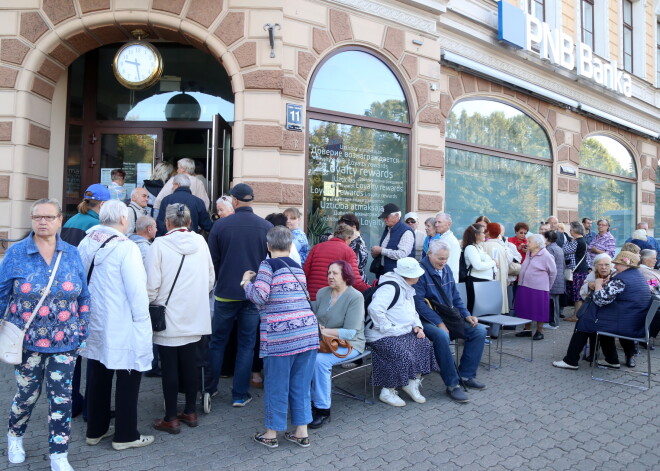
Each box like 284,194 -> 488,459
156,174 -> 213,236
205,183 -> 272,406
413,240 -> 487,403
370,203 -> 415,277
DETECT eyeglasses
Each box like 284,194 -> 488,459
31,215 -> 59,222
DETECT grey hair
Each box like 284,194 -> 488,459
99,199 -> 128,226
135,215 -> 156,233
569,221 -> 585,235
131,187 -> 148,198
546,215 -> 558,222
216,195 -> 233,209
391,211 -> 401,219
165,203 -> 191,228
266,225 -> 293,251
172,174 -> 191,187
424,217 -> 435,225
593,253 -> 612,265
435,212 -> 452,223
527,233 -> 546,248
640,249 -> 657,261
177,158 -> 195,174
632,229 -> 647,240
428,240 -> 451,255
151,162 -> 174,183
30,198 -> 62,216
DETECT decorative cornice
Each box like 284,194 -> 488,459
325,0 -> 438,35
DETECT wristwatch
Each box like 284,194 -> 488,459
240,279 -> 249,287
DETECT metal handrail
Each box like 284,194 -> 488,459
0,238 -> 22,250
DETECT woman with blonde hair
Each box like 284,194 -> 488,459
143,162 -> 174,218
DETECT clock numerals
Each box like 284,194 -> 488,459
113,42 -> 163,90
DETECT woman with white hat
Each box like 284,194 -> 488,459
365,258 -> 438,406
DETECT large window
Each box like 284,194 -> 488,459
445,99 -> 552,237
307,49 -> 411,258
623,0 -> 633,73
579,135 -> 636,246
581,0 -> 595,50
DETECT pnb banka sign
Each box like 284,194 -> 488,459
498,2 -> 632,97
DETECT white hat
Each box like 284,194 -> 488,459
393,257 -> 425,278
404,212 -> 418,222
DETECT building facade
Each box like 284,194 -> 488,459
0,0 -> 659,253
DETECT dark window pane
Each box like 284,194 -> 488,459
580,136 -> 636,178
99,133 -> 157,196
447,99 -> 551,159
64,125 -> 83,219
68,56 -> 85,119
445,148 -> 551,237
309,51 -> 409,123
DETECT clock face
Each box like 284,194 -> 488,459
113,42 -> 163,89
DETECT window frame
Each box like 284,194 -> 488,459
622,0 -> 634,73
581,0 -> 595,50
527,0 -> 546,22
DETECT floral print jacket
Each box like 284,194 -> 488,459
0,233 -> 90,353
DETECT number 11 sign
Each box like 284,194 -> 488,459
286,103 -> 303,131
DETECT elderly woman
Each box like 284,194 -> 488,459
629,229 -> 654,251
544,231 -> 565,329
553,251 -> 652,370
142,161 -> 174,218
366,258 -> 438,407
0,198 -> 89,471
146,204 -> 214,434
514,233 -> 557,340
587,219 -> 616,266
639,249 -> 660,284
215,195 -> 234,219
422,217 -> 440,258
310,260 -> 365,429
562,221 -> 590,321
243,226 -> 319,448
77,200 -> 154,451
284,207 -> 310,265
462,224 -> 497,313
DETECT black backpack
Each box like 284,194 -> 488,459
363,281 -> 401,329
458,250 -> 472,282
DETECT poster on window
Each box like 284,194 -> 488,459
307,119 -> 408,270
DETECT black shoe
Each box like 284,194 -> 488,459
559,313 -> 566,319
515,330 -> 532,337
639,342 -> 655,351
625,356 -> 636,368
533,332 -> 544,341
308,408 -> 331,429
582,354 -> 593,363
145,368 -> 162,378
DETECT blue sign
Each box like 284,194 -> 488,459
286,103 -> 302,131
498,1 -> 526,49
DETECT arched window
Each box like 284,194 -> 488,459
306,49 -> 411,255
579,135 -> 636,246
445,99 -> 552,236
655,165 -> 660,240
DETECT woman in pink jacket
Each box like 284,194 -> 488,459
514,233 -> 557,340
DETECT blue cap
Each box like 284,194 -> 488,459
84,184 -> 111,201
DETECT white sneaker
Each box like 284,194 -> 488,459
7,434 -> 25,464
50,452 -> 74,471
543,323 -> 559,330
379,388 -> 406,407
401,378 -> 426,404
111,435 -> 154,451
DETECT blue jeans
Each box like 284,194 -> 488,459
311,347 -> 359,409
421,320 -> 486,387
206,300 -> 259,401
263,349 -> 316,431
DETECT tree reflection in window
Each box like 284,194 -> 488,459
580,136 -> 636,178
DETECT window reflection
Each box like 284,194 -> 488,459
445,148 -> 551,236
124,92 -> 233,122
447,99 -> 551,159
309,51 -> 409,123
580,135 -> 636,178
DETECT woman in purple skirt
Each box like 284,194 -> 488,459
514,233 -> 557,340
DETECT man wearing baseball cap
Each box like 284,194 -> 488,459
206,182 -> 273,407
404,212 -> 427,261
370,203 -> 416,277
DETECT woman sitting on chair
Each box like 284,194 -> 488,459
310,261 -> 365,429
553,251 -> 652,370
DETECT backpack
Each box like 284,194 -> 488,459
458,250 -> 472,282
363,281 -> 400,329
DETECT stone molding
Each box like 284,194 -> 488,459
325,0 -> 437,35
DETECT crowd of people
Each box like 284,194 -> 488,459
1,169 -> 659,467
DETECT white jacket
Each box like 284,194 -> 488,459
78,225 -> 153,371
464,244 -> 496,280
146,228 -> 214,346
365,272 -> 423,343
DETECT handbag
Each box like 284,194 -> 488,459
565,253 -> 586,282
428,274 -> 466,340
149,254 -> 185,332
0,251 -> 63,365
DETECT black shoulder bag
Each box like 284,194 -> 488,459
149,255 -> 186,332
426,274 -> 466,340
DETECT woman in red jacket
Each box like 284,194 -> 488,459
303,223 -> 371,300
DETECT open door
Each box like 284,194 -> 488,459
208,114 -> 232,207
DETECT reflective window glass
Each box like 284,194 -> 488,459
447,100 -> 551,159
580,135 -> 636,178
655,189 -> 660,240
309,51 -> 409,123
445,148 -> 551,237
579,173 -> 635,246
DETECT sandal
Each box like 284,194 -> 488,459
284,431 -> 310,448
253,432 -> 278,448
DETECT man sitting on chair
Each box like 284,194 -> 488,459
413,240 -> 487,403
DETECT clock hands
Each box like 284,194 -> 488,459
125,59 -> 141,80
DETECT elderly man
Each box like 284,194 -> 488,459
626,222 -> 659,259
370,203 -> 415,277
413,240 -> 487,402
129,216 -> 157,265
547,215 -> 570,247
156,174 -> 213,236
154,158 -> 210,210
127,188 -> 150,234
404,212 -> 427,260
433,212 -> 461,282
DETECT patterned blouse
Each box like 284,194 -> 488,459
291,228 -> 310,265
0,234 -> 90,353
592,279 -> 625,306
245,257 -> 319,358
587,232 -> 616,266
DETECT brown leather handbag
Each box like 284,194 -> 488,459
318,335 -> 353,358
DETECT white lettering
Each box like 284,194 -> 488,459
576,43 -> 592,78
541,23 -> 561,65
559,32 -> 574,70
526,15 -> 542,52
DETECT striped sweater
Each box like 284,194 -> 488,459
245,257 -> 319,357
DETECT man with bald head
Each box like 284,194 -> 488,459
127,187 -> 150,234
